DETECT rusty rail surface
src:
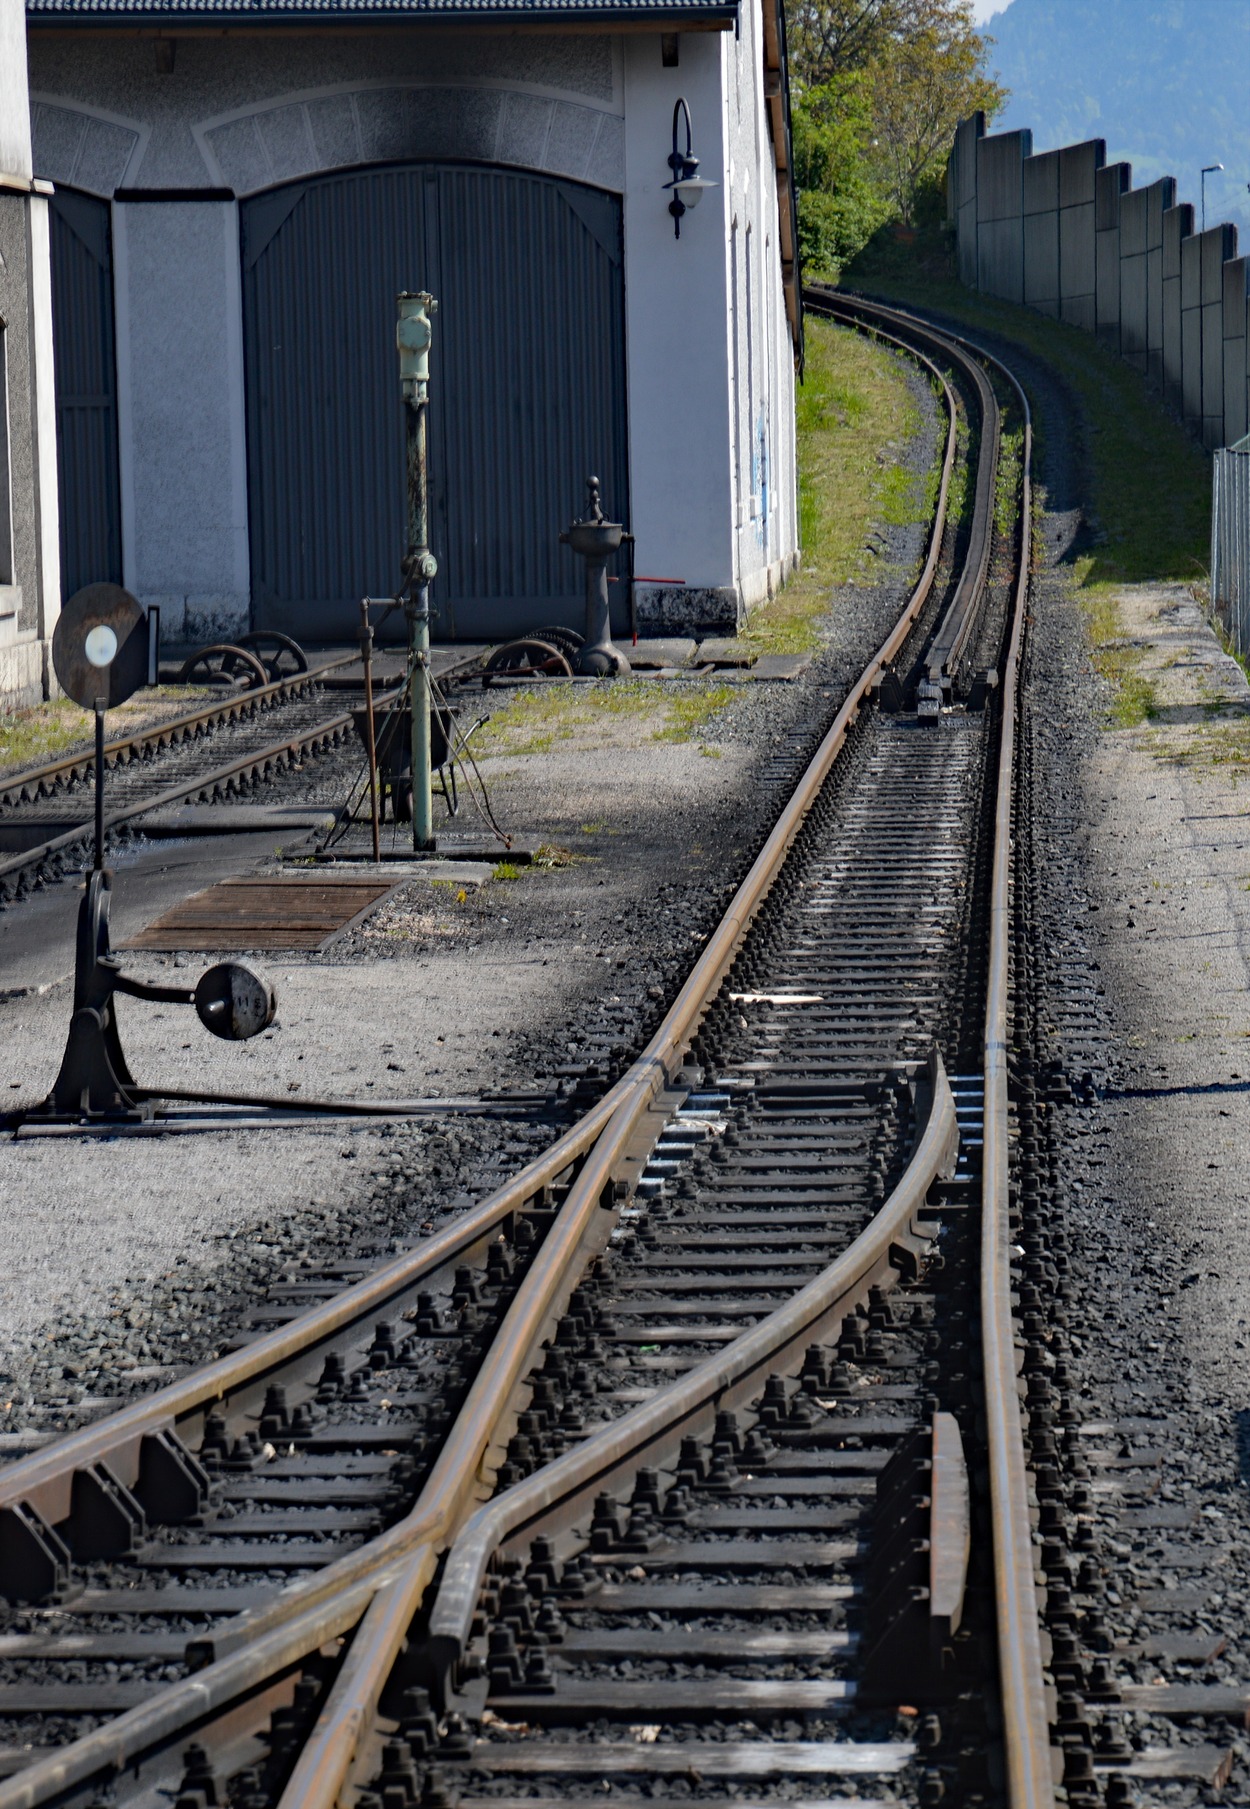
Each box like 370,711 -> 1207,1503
0,653 -> 355,809
976,336 -> 1055,1807
0,300 -> 973,1809
0,649 -> 486,891
0,712 -> 355,887
282,1051 -> 959,1809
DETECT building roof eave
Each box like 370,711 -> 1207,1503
26,0 -> 737,24
759,0 -> 801,363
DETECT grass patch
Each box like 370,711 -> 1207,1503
652,684 -> 736,743
740,315 -> 925,659
1106,666 -> 1159,727
841,229 -> 1211,592
478,678 -> 736,758
0,687 -> 221,775
1165,718 -> 1250,775
492,861 -> 521,881
1067,586 -> 1160,727
995,425 -> 1024,539
0,700 -> 89,771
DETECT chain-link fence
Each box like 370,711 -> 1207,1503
1212,435 -> 1250,656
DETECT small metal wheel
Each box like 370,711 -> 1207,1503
484,637 -> 574,679
235,630 -> 309,682
392,784 -> 414,824
176,643 -> 270,690
527,625 -> 584,661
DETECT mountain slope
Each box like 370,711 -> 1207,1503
983,0 -> 1250,236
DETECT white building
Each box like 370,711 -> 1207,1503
10,0 -> 799,679
1,0 -> 60,707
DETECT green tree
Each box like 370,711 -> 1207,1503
865,3 -> 1006,223
786,0 -> 1008,260
788,0 -> 922,90
793,74 -> 891,274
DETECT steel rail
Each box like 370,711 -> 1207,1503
0,306 -> 965,1809
0,654 -> 356,807
284,1052 -> 957,1809
807,287 -> 1001,692
0,649 -> 486,891
0,712 -> 357,887
976,344 -> 1055,1805
826,288 -> 1055,1806
428,1049 -> 958,1663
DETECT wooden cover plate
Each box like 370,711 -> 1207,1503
122,876 -> 400,951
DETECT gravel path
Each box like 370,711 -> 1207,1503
969,314 -> 1250,1787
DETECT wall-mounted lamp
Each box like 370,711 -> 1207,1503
1201,163 -> 1224,232
664,97 -> 718,239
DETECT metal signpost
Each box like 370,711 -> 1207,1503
23,585 -> 276,1125
396,291 -> 438,851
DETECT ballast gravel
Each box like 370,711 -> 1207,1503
961,309 -> 1250,1793
0,342 -> 942,1451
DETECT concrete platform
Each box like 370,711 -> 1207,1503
695,637 -> 758,667
625,638 -> 699,670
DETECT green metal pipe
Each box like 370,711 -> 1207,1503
397,291 -> 438,851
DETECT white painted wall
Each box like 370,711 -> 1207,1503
622,32 -> 737,629
113,199 -> 250,638
0,0 -> 33,184
622,17 -> 797,631
724,0 -> 797,615
0,0 -> 60,706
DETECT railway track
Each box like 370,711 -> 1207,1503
0,648 -> 492,905
0,291 -> 1119,1809
0,656 -> 367,904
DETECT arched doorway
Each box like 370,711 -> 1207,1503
240,162 -> 628,641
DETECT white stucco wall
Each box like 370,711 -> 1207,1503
724,0 -> 797,615
0,0 -> 59,707
623,13 -> 796,631
0,0 -> 34,184
621,32 -> 737,628
113,198 -> 249,638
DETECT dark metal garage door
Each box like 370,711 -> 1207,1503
241,164 -> 628,642
48,189 -> 123,600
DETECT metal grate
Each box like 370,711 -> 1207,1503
122,877 -> 401,951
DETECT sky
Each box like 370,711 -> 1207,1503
968,0 -> 1005,18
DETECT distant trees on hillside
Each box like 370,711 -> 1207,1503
789,0 -> 1006,274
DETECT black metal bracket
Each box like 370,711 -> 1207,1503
5,870 -> 277,1130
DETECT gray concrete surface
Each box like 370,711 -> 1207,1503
1078,582 -> 1250,1391
0,724 -> 752,1380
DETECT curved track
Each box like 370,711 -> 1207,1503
0,294 -> 1053,1808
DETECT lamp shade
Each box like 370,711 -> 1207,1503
673,174 -> 717,210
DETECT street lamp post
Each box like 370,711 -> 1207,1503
1202,163 -> 1224,232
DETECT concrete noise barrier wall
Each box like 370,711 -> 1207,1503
948,113 -> 1250,452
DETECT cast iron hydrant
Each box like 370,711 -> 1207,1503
560,476 -> 632,676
